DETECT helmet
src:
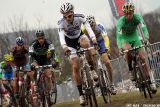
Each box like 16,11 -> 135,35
60,2 -> 74,14
16,37 -> 24,46
122,2 -> 135,13
35,30 -> 45,37
4,54 -> 14,62
86,15 -> 95,25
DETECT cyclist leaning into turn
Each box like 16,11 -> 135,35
82,15 -> 116,94
57,2 -> 98,105
116,2 -> 157,93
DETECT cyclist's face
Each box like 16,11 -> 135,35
125,12 -> 133,21
90,22 -> 96,29
6,61 -> 14,65
37,36 -> 45,45
16,44 -> 24,50
63,11 -> 74,23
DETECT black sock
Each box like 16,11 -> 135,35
77,85 -> 84,96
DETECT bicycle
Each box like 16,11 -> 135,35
96,52 -> 111,103
36,64 -> 57,107
15,66 -> 30,107
122,45 -> 153,98
69,47 -> 98,107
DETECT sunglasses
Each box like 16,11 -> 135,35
37,37 -> 44,40
17,44 -> 24,47
63,14 -> 73,19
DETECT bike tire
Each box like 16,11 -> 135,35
136,61 -> 152,99
44,77 -> 51,107
19,84 -> 29,107
49,72 -> 57,105
50,81 -> 57,104
85,65 -> 98,107
99,69 -> 111,103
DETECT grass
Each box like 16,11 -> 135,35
53,88 -> 160,107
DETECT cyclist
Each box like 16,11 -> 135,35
116,2 -> 157,93
29,30 -> 58,99
82,15 -> 116,94
10,36 -> 30,97
58,2 -> 98,105
0,54 -> 14,103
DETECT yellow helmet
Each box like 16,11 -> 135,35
4,54 -> 14,62
122,2 -> 134,13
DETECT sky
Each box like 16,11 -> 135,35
0,0 -> 160,33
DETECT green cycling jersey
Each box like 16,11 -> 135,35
116,13 -> 149,49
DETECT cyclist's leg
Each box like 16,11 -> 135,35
30,61 -> 38,82
138,49 -> 150,78
98,39 -> 113,82
28,61 -> 39,96
134,39 -> 150,79
122,41 -> 132,70
44,68 -> 53,90
12,71 -> 17,95
66,35 -> 85,105
99,38 -> 116,94
69,47 -> 86,104
122,41 -> 135,80
79,34 -> 98,80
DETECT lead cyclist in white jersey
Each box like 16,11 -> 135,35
57,2 -> 98,105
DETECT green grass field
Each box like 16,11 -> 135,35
53,88 -> 160,107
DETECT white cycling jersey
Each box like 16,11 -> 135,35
57,13 -> 95,49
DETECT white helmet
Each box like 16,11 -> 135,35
16,36 -> 24,46
60,2 -> 74,14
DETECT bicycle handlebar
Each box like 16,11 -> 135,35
122,44 -> 148,53
69,47 -> 95,55
35,64 -> 52,69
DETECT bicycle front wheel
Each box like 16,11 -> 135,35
99,69 -> 111,103
85,65 -> 98,107
136,61 -> 152,99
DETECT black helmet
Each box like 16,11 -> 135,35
35,30 -> 45,37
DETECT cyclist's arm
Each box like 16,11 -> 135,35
137,14 -> 149,40
84,22 -> 96,40
58,28 -> 67,49
29,45 -> 36,63
48,43 -> 56,59
48,43 -> 55,53
102,33 -> 110,49
84,22 -> 96,39
0,62 -> 5,73
98,23 -> 110,49
48,43 -> 60,67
